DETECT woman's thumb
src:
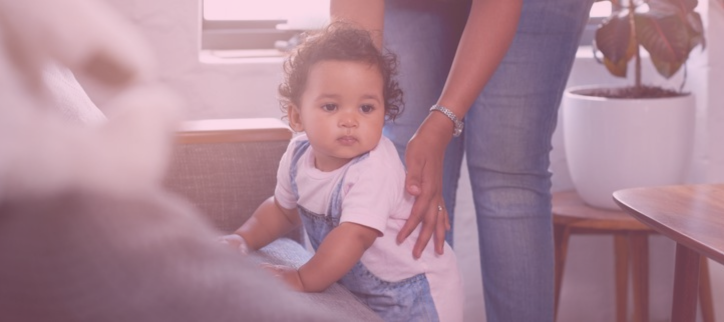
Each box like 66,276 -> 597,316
405,160 -> 423,196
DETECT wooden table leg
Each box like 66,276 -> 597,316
629,233 -> 649,322
671,243 -> 700,322
614,235 -> 629,322
554,224 -> 571,321
699,257 -> 715,322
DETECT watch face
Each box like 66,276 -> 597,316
453,125 -> 463,137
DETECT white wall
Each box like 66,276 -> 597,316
94,0 -> 724,321
92,0 -> 287,120
701,2 -> 724,322
704,1 -> 724,184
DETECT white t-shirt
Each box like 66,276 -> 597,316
275,134 -> 463,322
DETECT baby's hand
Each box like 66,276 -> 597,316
260,263 -> 304,291
216,234 -> 250,255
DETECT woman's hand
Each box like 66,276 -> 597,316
397,112 -> 454,259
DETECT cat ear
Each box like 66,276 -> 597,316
0,0 -> 156,88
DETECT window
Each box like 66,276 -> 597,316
201,0 -> 611,57
201,0 -> 329,57
580,1 -> 613,46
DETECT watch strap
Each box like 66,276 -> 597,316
430,104 -> 463,137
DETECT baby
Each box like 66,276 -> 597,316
219,23 -> 463,322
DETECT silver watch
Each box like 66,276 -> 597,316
430,104 -> 463,137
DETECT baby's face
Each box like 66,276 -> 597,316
291,60 -> 385,172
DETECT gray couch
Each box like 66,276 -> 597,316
0,66 -> 382,322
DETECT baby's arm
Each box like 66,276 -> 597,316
219,196 -> 301,253
269,222 -> 378,292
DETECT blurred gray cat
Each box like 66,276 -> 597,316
0,0 -> 182,200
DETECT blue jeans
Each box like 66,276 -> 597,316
383,0 -> 593,321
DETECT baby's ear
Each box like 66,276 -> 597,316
287,105 -> 304,132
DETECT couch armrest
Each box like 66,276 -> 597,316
164,118 -> 304,244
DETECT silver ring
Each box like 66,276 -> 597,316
437,205 -> 444,212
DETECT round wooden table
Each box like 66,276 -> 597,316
552,190 -> 714,322
614,184 -> 724,322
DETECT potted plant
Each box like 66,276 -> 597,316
562,0 -> 705,209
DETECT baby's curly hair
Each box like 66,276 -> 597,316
278,22 -> 403,120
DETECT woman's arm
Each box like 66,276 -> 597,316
400,0 -> 523,258
330,0 -> 384,48
221,196 -> 301,252
269,222 -> 378,292
335,0 -> 523,258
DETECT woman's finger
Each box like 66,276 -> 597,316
434,203 -> 448,254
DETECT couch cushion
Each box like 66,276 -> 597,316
0,189 -> 341,322
254,239 -> 384,321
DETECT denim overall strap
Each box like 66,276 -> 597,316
289,139 -> 311,201
289,139 -> 331,250
291,144 -> 368,250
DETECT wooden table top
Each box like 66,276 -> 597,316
552,190 -> 653,231
613,184 -> 724,264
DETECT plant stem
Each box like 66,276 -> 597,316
630,0 -> 641,90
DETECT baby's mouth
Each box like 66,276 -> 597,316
338,136 -> 358,145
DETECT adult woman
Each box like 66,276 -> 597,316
331,0 -> 594,321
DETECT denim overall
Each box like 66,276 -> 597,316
289,140 -> 440,322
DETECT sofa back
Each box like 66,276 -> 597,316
165,119 -> 304,244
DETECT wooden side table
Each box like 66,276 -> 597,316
552,190 -> 714,322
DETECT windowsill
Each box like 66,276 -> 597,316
199,50 -> 286,65
575,45 -> 650,60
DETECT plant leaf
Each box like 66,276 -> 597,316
649,0 -> 705,51
602,56 -> 630,77
635,13 -> 690,78
595,9 -> 636,78
648,54 -> 685,78
648,0 -> 698,15
687,11 -> 706,50
647,0 -> 682,15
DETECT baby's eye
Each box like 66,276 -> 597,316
321,104 -> 337,112
360,104 -> 375,114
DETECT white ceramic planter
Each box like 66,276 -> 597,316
562,85 -> 696,209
